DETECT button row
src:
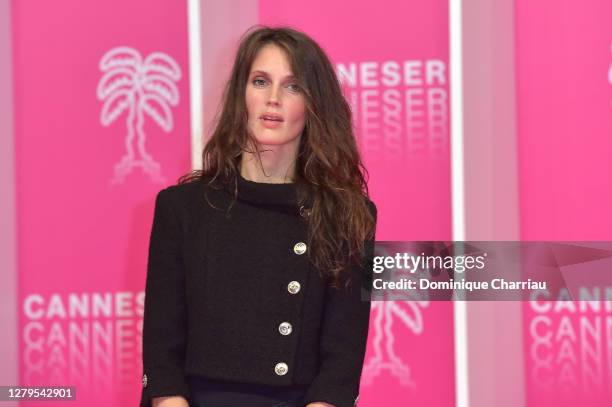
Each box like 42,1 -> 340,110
274,242 -> 307,377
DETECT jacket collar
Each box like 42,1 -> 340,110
234,171 -> 300,211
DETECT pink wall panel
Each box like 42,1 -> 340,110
259,2 -> 455,406
515,0 -> 612,405
12,1 -> 191,405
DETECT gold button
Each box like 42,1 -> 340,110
293,242 -> 307,255
287,281 -> 301,294
274,362 -> 289,376
278,322 -> 293,336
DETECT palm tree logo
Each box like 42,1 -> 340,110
96,46 -> 181,185
362,245 -> 430,389
362,300 -> 429,389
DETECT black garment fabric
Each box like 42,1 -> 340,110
187,376 -> 307,407
139,173 -> 377,407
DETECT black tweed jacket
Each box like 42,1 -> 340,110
139,173 -> 376,407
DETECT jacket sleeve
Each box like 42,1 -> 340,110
140,188 -> 190,407
302,202 -> 377,407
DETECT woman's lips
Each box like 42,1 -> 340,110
260,113 -> 284,121
260,116 -> 283,129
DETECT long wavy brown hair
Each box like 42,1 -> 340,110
179,26 -> 376,287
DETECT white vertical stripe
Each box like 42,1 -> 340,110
450,0 -> 469,407
0,0 -> 19,404
187,0 -> 204,170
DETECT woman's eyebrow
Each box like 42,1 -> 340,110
250,70 -> 296,80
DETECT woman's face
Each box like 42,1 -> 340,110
245,44 -> 307,150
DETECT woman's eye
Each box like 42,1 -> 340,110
251,78 -> 300,93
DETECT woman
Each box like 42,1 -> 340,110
140,26 -> 377,407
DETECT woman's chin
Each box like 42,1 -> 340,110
251,133 -> 300,148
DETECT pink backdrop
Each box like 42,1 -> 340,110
11,0 -> 455,405
13,0 -> 191,405
8,0 -> 612,406
516,0 -> 612,405
259,1 -> 455,406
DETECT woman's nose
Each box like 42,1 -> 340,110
267,85 -> 281,106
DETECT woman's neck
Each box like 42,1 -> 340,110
239,144 -> 298,184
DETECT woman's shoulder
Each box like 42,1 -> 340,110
159,177 -> 199,198
157,174 -> 222,209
